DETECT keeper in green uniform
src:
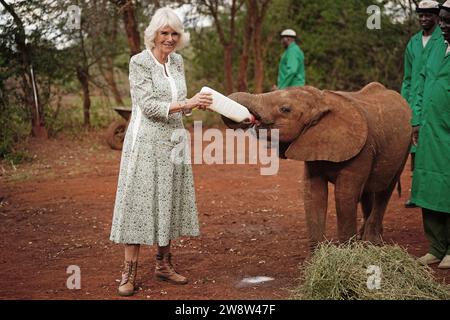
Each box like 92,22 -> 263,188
401,0 -> 442,208
273,29 -> 305,90
411,0 -> 450,269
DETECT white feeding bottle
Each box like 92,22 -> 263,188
200,86 -> 255,123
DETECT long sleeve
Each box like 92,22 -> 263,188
295,53 -> 306,86
411,65 -> 426,126
129,58 -> 170,122
401,41 -> 413,103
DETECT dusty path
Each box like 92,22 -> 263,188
0,130 -> 448,300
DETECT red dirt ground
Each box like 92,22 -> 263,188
0,129 -> 448,300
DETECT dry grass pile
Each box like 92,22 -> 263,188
292,241 -> 450,300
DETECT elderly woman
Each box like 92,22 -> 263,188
110,7 -> 212,296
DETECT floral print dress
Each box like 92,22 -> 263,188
110,49 -> 199,246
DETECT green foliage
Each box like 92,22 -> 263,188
0,0 -> 133,151
187,25 -> 230,95
0,103 -> 31,163
44,95 -> 121,138
0,0 -> 424,148
292,0 -> 412,91
186,0 -> 417,93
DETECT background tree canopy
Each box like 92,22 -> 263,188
190,0 -> 417,94
0,0 -> 421,159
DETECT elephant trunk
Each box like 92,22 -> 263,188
225,91 -> 290,159
222,92 -> 259,130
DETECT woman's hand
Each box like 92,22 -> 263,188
185,92 -> 213,111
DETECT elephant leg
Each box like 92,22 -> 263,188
334,144 -> 373,242
358,191 -> 374,239
362,179 -> 397,244
304,163 -> 328,251
334,164 -> 372,242
335,182 -> 361,242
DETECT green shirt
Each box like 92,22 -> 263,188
411,40 -> 450,213
277,42 -> 305,89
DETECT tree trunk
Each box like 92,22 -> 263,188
202,0 -> 243,94
114,0 -> 141,56
249,0 -> 271,93
77,67 -> 91,127
100,57 -> 124,105
0,0 -> 47,138
76,7 -> 92,128
29,65 -> 48,138
224,44 -> 234,95
253,16 -> 264,93
21,71 -> 46,138
237,12 -> 253,92
101,7 -> 124,105
105,65 -> 124,105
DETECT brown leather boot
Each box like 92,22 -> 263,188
155,253 -> 188,285
118,260 -> 137,296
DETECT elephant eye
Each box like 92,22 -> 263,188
280,106 -> 291,114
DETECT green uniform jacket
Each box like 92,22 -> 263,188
411,40 -> 450,213
277,42 -> 305,89
401,26 -> 442,153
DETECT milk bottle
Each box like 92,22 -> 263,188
200,86 -> 255,123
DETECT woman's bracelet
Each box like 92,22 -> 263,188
181,101 -> 192,116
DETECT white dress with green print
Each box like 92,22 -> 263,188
110,49 -> 199,246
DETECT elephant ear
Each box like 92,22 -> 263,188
285,91 -> 368,162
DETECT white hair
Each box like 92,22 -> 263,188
144,7 -> 190,51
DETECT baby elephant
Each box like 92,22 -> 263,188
224,82 -> 412,250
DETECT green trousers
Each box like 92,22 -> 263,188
422,208 -> 450,258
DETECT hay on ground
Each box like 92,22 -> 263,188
292,241 -> 450,300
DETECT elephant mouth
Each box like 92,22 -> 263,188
244,109 -> 277,141
237,107 -> 261,126
222,109 -> 263,129
244,109 -> 274,129
222,100 -> 273,130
